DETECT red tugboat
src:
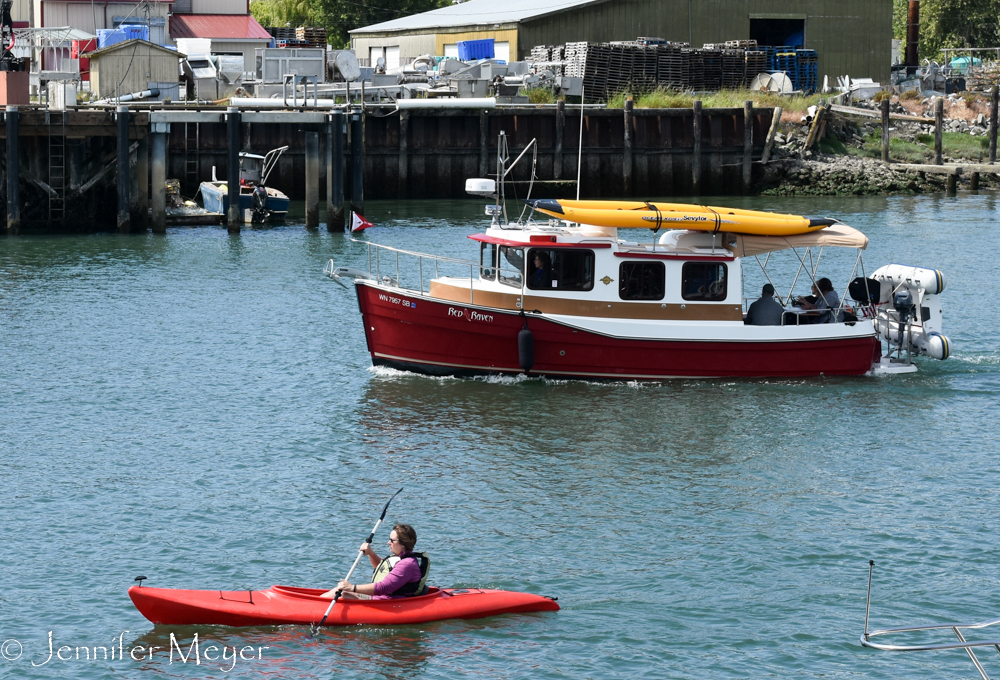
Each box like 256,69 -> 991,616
327,135 -> 950,379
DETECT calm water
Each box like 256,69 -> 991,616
1,193 -> 999,680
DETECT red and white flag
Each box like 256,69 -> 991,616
350,212 -> 373,233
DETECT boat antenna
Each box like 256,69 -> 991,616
576,86 -> 585,201
864,559 -> 875,641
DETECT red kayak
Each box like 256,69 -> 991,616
129,585 -> 559,627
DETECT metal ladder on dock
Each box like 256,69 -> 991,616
184,122 -> 199,194
47,111 -> 66,224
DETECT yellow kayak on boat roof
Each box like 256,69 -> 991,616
526,199 -> 837,237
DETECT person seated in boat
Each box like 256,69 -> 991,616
322,523 -> 430,600
530,252 -> 552,289
796,278 -> 842,323
744,283 -> 784,326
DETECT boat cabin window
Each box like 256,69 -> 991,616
619,261 -> 665,300
526,248 -> 595,291
499,246 -> 523,288
681,262 -> 728,302
480,242 -> 497,281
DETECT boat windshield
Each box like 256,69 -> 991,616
499,246 -> 523,288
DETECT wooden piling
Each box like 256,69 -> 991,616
304,131 -> 319,228
5,106 -> 18,235
554,99 -> 564,181
623,98 -> 633,196
934,97 -> 943,165
350,110 -> 364,217
990,85 -> 998,164
743,100 -> 753,192
760,106 -> 782,164
479,110 -> 488,177
116,105 -> 130,233
881,98 -> 890,162
398,110 -> 408,198
946,173 -> 957,196
137,135 -> 148,228
692,100 -> 702,195
226,106 -> 241,233
970,172 -> 980,190
151,131 -> 166,234
329,111 -> 345,231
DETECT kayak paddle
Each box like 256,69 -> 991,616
310,487 -> 403,635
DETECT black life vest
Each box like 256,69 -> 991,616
371,551 -> 430,597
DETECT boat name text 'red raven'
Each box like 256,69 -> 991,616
378,293 -> 416,309
448,307 -> 494,323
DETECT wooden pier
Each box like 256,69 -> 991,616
1,101 -> 776,232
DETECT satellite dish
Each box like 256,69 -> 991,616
750,72 -> 793,93
335,51 -> 361,82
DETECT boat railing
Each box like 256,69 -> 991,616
861,561 -> 1000,680
862,618 -> 1000,680
343,239 -> 522,304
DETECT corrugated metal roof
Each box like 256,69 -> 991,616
170,14 -> 271,40
351,0 -> 607,34
88,38 -> 186,59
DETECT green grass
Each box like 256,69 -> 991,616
858,130 -> 990,162
605,88 -> 825,112
523,87 -> 557,104
848,131 -> 933,162
941,131 -> 990,161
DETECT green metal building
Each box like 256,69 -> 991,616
352,0 -> 891,85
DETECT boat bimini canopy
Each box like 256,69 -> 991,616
728,223 -> 869,257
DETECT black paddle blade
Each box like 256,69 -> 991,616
525,199 -> 564,214
379,487 -> 404,520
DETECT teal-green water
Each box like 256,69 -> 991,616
1,193 -> 999,679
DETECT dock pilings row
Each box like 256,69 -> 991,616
1,105 -> 365,235
865,85 -> 1000,196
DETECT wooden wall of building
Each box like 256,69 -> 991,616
90,43 -> 181,99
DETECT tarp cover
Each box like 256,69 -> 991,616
729,223 -> 868,257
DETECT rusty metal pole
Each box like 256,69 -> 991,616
398,110 -> 408,199
623,98 -> 633,196
116,105 -> 131,233
881,98 -> 890,162
743,100 -> 753,192
692,100 -> 702,195
5,106 -> 19,235
305,131 -> 319,228
151,130 -> 167,234
906,0 -> 920,68
990,85 -> 998,164
329,110 -> 345,231
350,110 -> 364,217
226,106 -> 241,232
934,97 -> 943,165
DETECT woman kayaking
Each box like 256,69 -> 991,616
321,523 -> 429,600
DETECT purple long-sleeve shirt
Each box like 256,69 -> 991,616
371,554 -> 422,599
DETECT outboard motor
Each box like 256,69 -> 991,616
250,185 -> 269,224
871,264 -> 952,368
893,289 -> 914,324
